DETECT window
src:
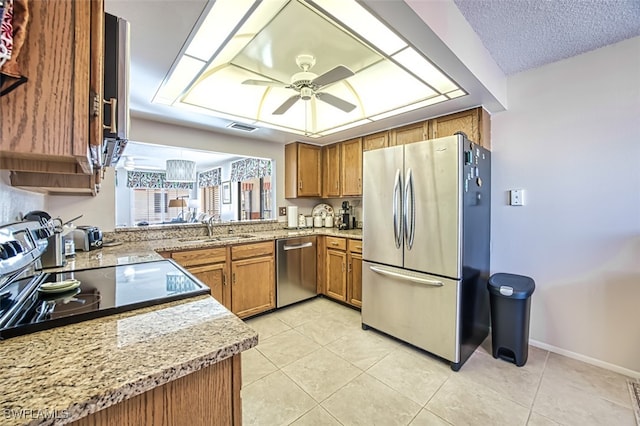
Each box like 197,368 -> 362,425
133,188 -> 190,224
201,185 -> 221,218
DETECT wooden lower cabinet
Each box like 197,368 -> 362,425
189,263 -> 230,310
231,255 -> 275,318
347,239 -> 363,308
69,355 -> 242,426
324,237 -> 362,307
170,242 -> 275,319
326,249 -> 347,301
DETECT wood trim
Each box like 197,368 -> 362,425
479,107 -> 491,149
284,143 -> 297,198
89,0 -> 104,152
10,171 -> 96,195
316,236 -> 326,295
72,0 -> 92,173
232,355 -> 242,426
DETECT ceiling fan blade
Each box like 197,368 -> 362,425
315,92 -> 356,113
312,65 -> 354,87
242,79 -> 289,88
273,95 -> 300,115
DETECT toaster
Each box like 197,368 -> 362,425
73,226 -> 103,251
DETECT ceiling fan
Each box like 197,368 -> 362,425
243,54 -> 356,115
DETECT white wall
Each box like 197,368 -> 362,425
0,171 -> 46,224
491,36 -> 640,374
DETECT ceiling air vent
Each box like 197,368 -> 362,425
227,122 -> 258,132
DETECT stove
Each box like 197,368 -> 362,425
0,222 -> 210,339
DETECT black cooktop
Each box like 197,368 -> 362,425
0,259 -> 210,339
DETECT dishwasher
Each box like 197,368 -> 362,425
276,236 -> 317,308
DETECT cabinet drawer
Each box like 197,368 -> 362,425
172,247 -> 227,267
326,237 -> 346,251
348,239 -> 362,253
232,241 -> 274,260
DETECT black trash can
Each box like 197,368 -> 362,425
487,273 -> 535,367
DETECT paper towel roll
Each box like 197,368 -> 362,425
287,206 -> 298,228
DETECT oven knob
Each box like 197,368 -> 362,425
0,244 -> 9,260
2,242 -> 16,258
8,241 -> 24,254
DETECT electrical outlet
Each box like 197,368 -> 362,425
510,189 -> 524,206
279,207 -> 287,216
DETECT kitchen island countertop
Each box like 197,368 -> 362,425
0,295 -> 257,425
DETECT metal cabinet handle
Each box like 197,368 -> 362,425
331,242 -> 339,246
348,262 -> 352,272
223,273 -> 226,286
103,98 -> 117,133
232,272 -> 236,284
299,181 -> 302,190
342,262 -> 345,272
283,242 -> 313,251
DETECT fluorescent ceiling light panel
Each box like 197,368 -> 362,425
155,56 -> 206,104
446,89 -> 466,99
312,0 -> 407,55
393,48 -> 459,94
319,118 -> 372,136
370,95 -> 448,121
185,0 -> 257,61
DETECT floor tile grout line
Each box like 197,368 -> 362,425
527,349 -> 550,423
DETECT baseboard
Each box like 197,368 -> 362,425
530,339 -> 640,379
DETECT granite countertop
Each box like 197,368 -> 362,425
0,225 -> 359,424
0,295 -> 258,425
51,227 -> 362,272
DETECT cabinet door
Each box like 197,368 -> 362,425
348,252 -> 362,308
323,144 -> 341,198
326,249 -> 347,301
390,122 -> 427,146
231,256 -> 275,318
341,138 -> 362,196
188,263 -> 230,310
298,143 -> 322,197
0,0 -> 97,174
363,131 -> 389,151
429,109 -> 479,143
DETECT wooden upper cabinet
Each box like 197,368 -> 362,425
429,107 -> 491,148
363,131 -> 389,151
285,142 -> 322,198
322,144 -> 341,198
341,138 -> 363,196
390,121 -> 428,146
0,0 -> 104,179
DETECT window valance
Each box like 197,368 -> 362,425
230,158 -> 271,182
126,171 -> 194,189
197,167 -> 222,188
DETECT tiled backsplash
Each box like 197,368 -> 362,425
0,171 -> 45,224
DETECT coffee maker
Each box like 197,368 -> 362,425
339,201 -> 351,230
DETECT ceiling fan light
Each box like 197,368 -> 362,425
166,159 -> 196,182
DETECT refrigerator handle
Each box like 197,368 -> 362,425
404,168 -> 415,250
393,169 -> 402,249
408,169 -> 416,249
369,265 -> 443,286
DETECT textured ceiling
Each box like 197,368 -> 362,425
453,0 -> 640,75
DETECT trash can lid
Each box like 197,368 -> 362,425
488,273 -> 535,299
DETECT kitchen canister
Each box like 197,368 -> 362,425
287,206 -> 299,228
305,216 -> 313,227
325,214 -> 334,227
314,215 -> 323,228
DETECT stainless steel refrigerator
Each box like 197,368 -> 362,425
362,134 -> 491,371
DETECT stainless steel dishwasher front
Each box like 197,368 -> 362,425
276,236 -> 317,308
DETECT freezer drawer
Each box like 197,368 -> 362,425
361,261 -> 460,362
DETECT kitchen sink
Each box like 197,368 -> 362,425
177,234 -> 255,243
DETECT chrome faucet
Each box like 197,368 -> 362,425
203,216 -> 215,237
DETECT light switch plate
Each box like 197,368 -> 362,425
510,189 -> 524,206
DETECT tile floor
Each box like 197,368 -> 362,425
242,297 -> 636,426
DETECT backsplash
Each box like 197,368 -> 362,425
0,171 -> 45,224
